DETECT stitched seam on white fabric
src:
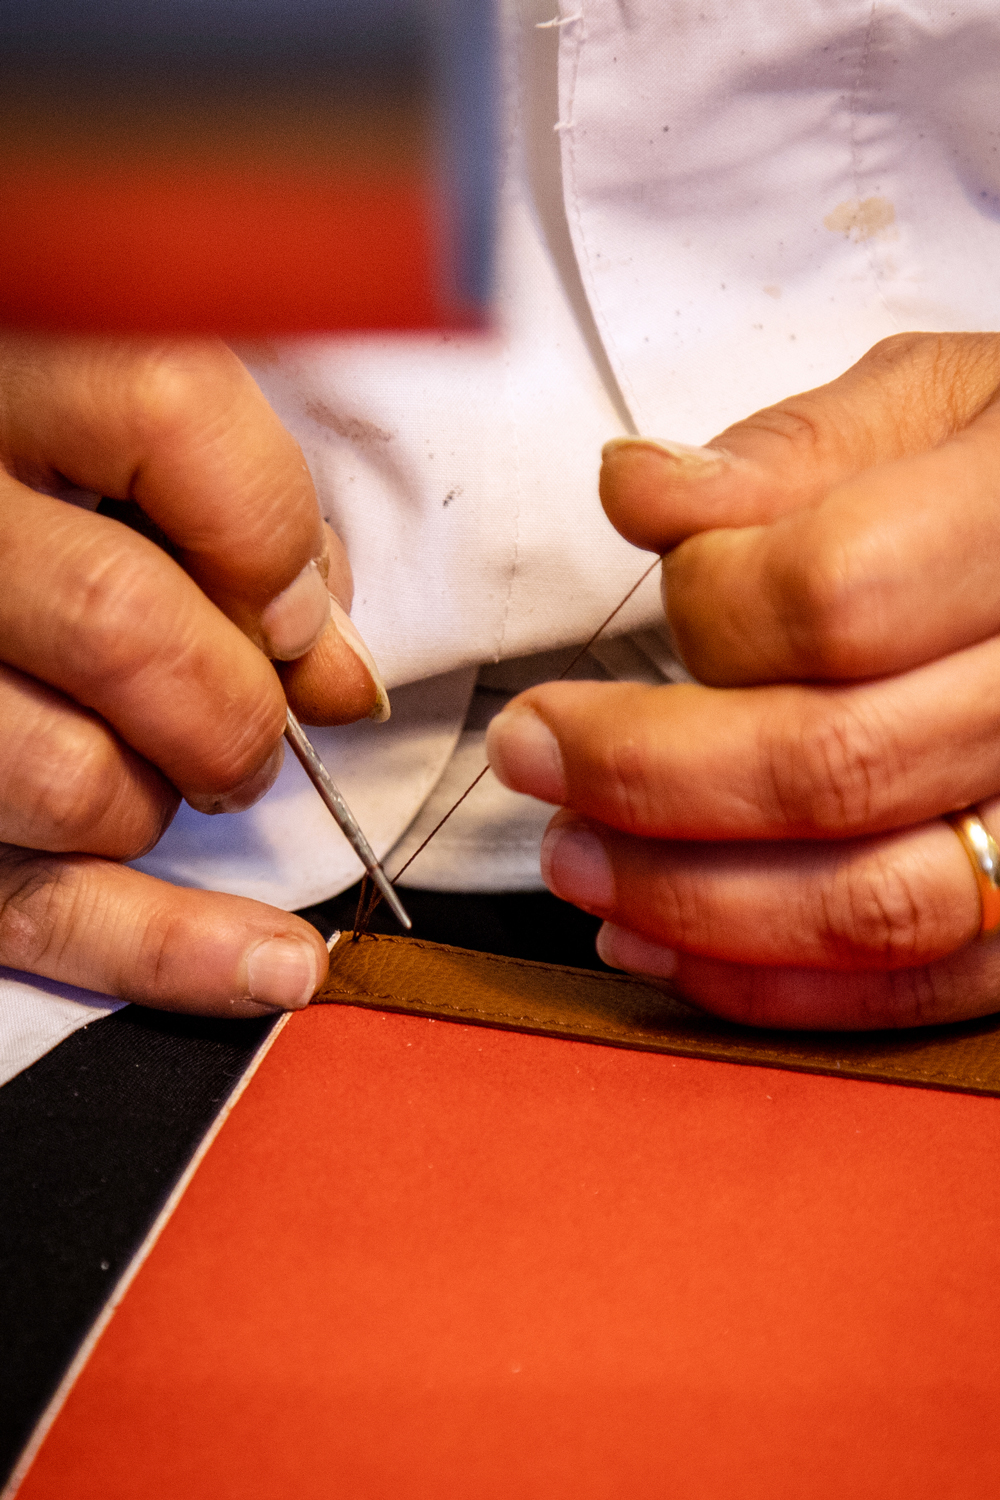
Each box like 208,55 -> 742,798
848,0 -> 899,328
559,2 -> 644,432
1,1013 -> 291,1500
536,10 -> 581,28
495,7 -> 526,661
497,351 -> 523,660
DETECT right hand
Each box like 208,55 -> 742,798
0,334 -> 386,1018
488,333 -> 1000,1029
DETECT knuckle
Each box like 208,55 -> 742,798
647,874 -> 709,952
771,524 -> 871,676
11,718 -> 172,857
129,906 -> 182,999
727,396 -> 828,462
24,723 -> 125,845
925,334 -> 1000,423
0,845 -> 190,1003
0,849 -> 71,973
859,332 -> 927,375
821,853 -> 924,967
857,333 -> 1000,439
59,540 -> 167,690
127,341 -> 236,449
601,732 -> 662,835
57,541 -> 281,793
763,697 -> 899,835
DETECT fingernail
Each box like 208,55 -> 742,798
486,706 -> 566,802
246,936 -> 318,1010
186,741 -> 285,815
596,922 -> 678,978
329,598 -> 391,722
601,436 -> 729,475
540,822 -> 614,912
261,556 -> 332,661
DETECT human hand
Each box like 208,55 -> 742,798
0,334 -> 387,1017
487,334 -> 1000,1029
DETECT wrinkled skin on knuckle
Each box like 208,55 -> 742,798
820,854 -> 927,969
55,536 -> 169,693
19,717 -> 172,857
883,961 -> 967,1028
855,332 -> 933,406
0,848 -> 69,973
722,394 -> 831,462
770,521 -> 876,678
763,696 -> 898,836
124,340 -> 243,456
900,936 -> 1000,1028
891,333 -> 1000,430
934,939 -> 1000,1025
853,333 -> 1000,447
586,730 -> 665,836
644,867 -> 714,953
197,714 -> 281,795
130,904 -> 193,1002
57,535 -> 284,793
674,923 -> 1000,1029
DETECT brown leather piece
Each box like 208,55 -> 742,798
319,932 -> 1000,1096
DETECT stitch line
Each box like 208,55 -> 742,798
322,983 -> 726,1047
560,1 -> 645,431
337,932 -> 665,990
847,0 -> 898,328
536,10 -> 582,28
495,10 -> 525,663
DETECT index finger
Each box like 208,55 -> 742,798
0,333 -> 330,661
485,647 -> 1000,846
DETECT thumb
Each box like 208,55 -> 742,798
600,333 -> 1000,551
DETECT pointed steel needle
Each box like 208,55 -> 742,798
283,708 -> 412,931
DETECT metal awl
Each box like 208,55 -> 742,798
283,708 -> 412,931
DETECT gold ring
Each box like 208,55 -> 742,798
946,808 -> 1000,937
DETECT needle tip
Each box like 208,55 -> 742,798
370,866 -> 412,932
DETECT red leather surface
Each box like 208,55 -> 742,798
19,1003 -> 1000,1499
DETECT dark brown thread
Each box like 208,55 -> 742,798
354,554 -> 664,933
350,874 -> 371,941
386,765 -> 492,890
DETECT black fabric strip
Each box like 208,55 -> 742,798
0,1006 -> 275,1483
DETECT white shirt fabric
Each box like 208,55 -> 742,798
560,0 -> 1000,438
6,0 -> 1000,1082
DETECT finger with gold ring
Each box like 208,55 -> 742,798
946,808 -> 1000,937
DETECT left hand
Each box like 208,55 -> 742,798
487,333 -> 1000,1029
0,334 -> 385,1017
